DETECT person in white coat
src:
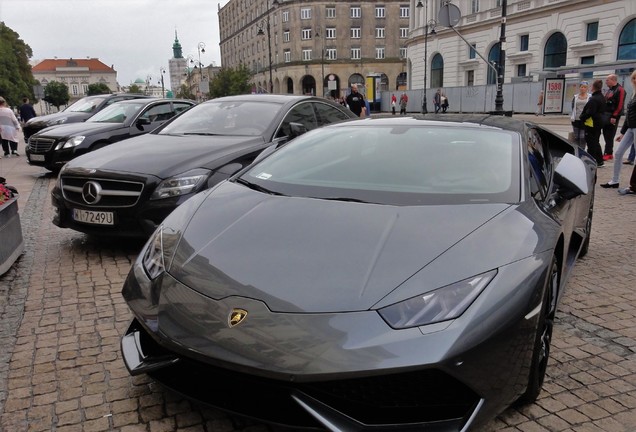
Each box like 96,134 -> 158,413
570,81 -> 591,149
0,96 -> 21,157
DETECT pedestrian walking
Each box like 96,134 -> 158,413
434,89 -> 442,113
579,79 -> 607,167
440,92 -> 449,113
391,93 -> 397,115
0,96 -> 22,157
399,92 -> 408,115
19,97 -> 37,141
345,84 -> 366,118
601,74 -> 626,161
536,90 -> 544,116
570,81 -> 591,148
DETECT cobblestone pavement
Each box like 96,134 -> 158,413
1,116 -> 635,431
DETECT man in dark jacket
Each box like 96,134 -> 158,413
602,74 -> 626,160
580,79 -> 607,167
346,84 -> 366,117
19,98 -> 37,141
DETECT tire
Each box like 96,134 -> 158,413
579,193 -> 594,258
517,256 -> 558,405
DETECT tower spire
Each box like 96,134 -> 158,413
172,29 -> 183,59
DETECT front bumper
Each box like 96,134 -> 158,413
120,257 -> 547,431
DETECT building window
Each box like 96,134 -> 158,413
282,11 -> 289,22
326,48 -> 337,60
351,47 -> 361,59
520,34 -> 529,51
471,0 -> 479,14
302,49 -> 312,61
400,27 -> 408,38
302,28 -> 312,39
350,6 -> 361,18
467,70 -> 474,86
375,27 -> 385,39
400,6 -> 409,18
326,6 -> 336,18
517,64 -> 527,77
301,8 -> 311,19
284,50 -> 291,62
283,31 -> 290,42
375,47 -> 385,59
72,84 -> 78,96
618,18 -> 636,62
400,47 -> 407,58
469,43 -> 477,59
431,53 -> 443,88
326,27 -> 336,39
543,32 -> 567,69
586,22 -> 599,41
82,84 -> 88,94
581,55 -> 595,78
375,6 -> 385,18
488,43 -> 500,85
351,27 -> 361,38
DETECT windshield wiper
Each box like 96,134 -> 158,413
235,178 -> 284,196
318,197 -> 377,204
181,132 -> 222,136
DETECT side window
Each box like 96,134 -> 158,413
276,103 -> 318,138
140,103 -> 174,123
314,102 -> 351,126
174,103 -> 193,114
527,128 -> 549,201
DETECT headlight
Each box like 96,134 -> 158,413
51,117 -> 68,125
150,168 -> 210,200
378,270 -> 497,329
142,228 -> 165,279
54,136 -> 85,150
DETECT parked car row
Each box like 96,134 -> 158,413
39,95 -> 597,431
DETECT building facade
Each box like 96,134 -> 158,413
218,0 -> 411,97
31,58 -> 118,101
406,0 -> 636,92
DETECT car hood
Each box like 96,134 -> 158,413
26,111 -> 91,127
34,122 -> 124,138
63,134 -> 266,178
168,181 -> 528,313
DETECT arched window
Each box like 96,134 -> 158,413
431,53 -> 444,88
544,32 -> 567,69
618,18 -> 636,60
348,73 -> 365,86
488,44 -> 500,85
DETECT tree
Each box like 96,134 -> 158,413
0,23 -> 36,106
127,84 -> 143,94
175,83 -> 195,100
87,83 -> 111,95
209,65 -> 253,98
43,81 -> 70,109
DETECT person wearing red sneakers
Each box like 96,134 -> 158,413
601,71 -> 636,189
580,79 -> 607,167
602,74 -> 626,161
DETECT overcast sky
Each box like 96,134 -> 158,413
1,0 -> 228,90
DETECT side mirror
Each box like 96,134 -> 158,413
136,118 -> 151,130
553,153 -> 589,199
289,122 -> 308,138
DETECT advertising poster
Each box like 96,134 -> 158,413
544,78 -> 565,114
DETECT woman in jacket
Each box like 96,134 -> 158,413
579,79 -> 607,167
570,81 -> 590,148
601,71 -> 636,189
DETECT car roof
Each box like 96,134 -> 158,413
205,94 -> 335,105
108,98 -> 193,105
332,113 -> 529,134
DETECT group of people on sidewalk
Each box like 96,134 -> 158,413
570,72 -> 636,196
0,96 -> 36,158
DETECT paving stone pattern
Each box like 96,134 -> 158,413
1,129 -> 635,431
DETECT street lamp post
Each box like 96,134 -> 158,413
494,0 -> 507,113
315,29 -> 325,96
257,0 -> 278,93
159,67 -> 165,98
416,0 -> 431,114
197,42 -> 206,81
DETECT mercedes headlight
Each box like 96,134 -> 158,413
378,270 -> 497,329
55,136 -> 85,150
150,168 -> 210,200
51,117 -> 68,125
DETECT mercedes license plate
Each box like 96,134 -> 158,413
72,208 -> 114,225
30,154 -> 45,161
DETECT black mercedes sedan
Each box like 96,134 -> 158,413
23,93 -> 150,140
120,115 -> 596,431
51,94 -> 357,237
26,98 -> 194,172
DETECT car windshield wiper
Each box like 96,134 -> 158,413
235,178 -> 284,196
318,197 -> 377,204
181,132 -> 222,136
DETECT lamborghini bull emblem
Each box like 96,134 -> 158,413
228,308 -> 248,327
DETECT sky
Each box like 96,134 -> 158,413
0,0 -> 229,90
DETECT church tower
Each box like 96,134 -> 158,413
169,30 -> 187,94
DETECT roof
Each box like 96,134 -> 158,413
32,58 -> 116,73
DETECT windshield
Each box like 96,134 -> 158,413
64,96 -> 107,113
239,125 -> 521,205
87,102 -> 146,123
159,100 -> 282,136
